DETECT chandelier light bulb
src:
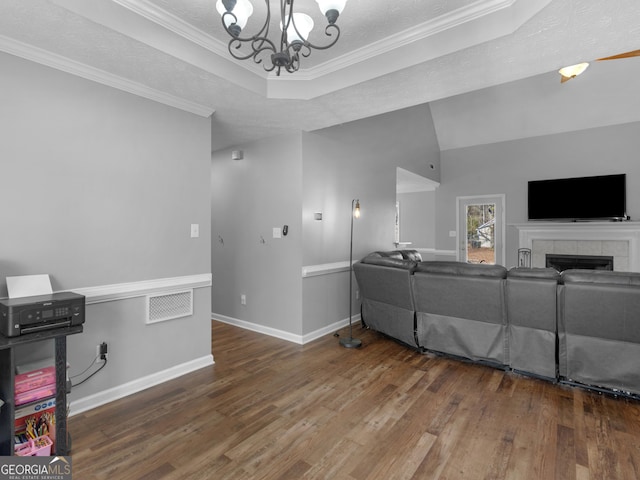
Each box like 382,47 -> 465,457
216,0 -> 253,32
281,13 -> 314,44
316,0 -> 347,14
316,0 -> 347,23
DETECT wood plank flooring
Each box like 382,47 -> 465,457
68,321 -> 640,479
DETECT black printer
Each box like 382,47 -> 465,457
0,292 -> 85,337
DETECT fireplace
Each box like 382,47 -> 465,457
546,254 -> 614,272
513,222 -> 640,273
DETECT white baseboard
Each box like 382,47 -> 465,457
68,354 -> 214,416
212,313 -> 360,345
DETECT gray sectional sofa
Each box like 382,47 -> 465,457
353,250 -> 640,397
558,270 -> 640,395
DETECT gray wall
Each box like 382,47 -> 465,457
211,134 -> 304,335
211,106 -> 440,342
0,52 -> 212,404
302,104 -> 441,265
300,106 -> 439,335
211,104 -> 440,338
397,191 -> 436,248
435,121 -> 640,267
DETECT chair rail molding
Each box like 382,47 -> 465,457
70,273 -> 212,304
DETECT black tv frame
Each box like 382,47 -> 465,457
527,173 -> 627,222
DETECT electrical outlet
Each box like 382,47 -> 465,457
96,342 -> 108,363
241,294 -> 247,305
356,290 -> 360,300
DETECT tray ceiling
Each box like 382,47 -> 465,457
1,0 -> 639,151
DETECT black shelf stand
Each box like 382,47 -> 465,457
0,325 -> 83,456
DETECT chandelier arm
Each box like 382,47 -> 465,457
250,36 -> 278,54
298,44 -> 312,59
220,11 -> 271,43
304,24 -> 341,51
217,0 -> 346,74
280,0 -> 291,53
227,39 -> 257,61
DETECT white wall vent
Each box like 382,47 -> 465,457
146,289 -> 193,324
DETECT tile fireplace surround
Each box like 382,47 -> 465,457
513,222 -> 640,272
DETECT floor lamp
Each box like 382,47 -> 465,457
340,198 -> 362,348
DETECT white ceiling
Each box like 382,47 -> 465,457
1,0 -> 639,152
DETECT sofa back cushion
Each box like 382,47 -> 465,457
360,255 -> 417,270
364,250 -> 423,262
560,270 -> 640,342
353,262 -> 416,310
415,261 -> 507,279
395,249 -> 423,261
506,267 -> 559,331
412,262 -> 506,325
506,267 -> 559,379
508,267 -> 560,281
368,251 -> 404,259
562,269 -> 640,286
559,269 -> 640,394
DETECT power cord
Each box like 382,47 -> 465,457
70,355 -> 108,388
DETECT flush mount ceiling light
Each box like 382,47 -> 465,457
559,49 -> 640,83
558,62 -> 590,83
216,0 -> 348,75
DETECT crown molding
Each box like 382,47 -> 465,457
110,0 -> 267,80
113,0 -> 228,57
52,0 -> 268,95
59,0 -> 551,100
7,0 -> 552,106
266,0 -> 553,99
0,34 -> 214,117
306,0 -> 521,79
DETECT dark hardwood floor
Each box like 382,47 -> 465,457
68,321 -> 640,479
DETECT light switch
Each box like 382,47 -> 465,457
273,227 -> 282,239
449,230 -> 457,238
191,224 -> 199,238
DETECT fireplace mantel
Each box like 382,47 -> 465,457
511,222 -> 640,272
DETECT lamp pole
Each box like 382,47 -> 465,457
340,198 -> 362,348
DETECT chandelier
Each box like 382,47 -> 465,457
215,0 -> 348,75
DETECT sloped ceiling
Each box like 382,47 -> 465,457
1,0 -> 639,151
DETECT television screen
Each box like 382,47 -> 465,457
528,174 -> 627,221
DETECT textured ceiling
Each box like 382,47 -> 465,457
0,0 -> 639,152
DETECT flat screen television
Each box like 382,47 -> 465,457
528,174 -> 627,221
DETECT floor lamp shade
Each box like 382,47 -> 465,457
340,198 -> 362,348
